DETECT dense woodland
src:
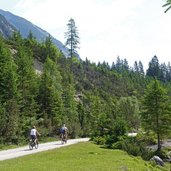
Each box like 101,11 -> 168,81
1,32 -> 171,160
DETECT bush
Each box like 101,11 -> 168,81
111,141 -> 123,149
122,141 -> 142,156
105,135 -> 118,148
136,132 -> 156,146
93,136 -> 106,145
109,135 -> 154,160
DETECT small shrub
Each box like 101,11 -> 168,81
141,149 -> 154,160
105,135 -> 118,148
136,133 -> 156,146
93,136 -> 106,145
111,141 -> 123,149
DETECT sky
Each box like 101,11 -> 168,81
0,0 -> 171,70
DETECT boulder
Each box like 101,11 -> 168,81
150,155 -> 164,166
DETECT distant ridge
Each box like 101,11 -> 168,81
0,9 -> 70,57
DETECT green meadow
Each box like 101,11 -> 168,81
0,142 -> 168,171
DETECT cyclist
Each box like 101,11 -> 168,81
30,125 -> 40,143
60,124 -> 68,143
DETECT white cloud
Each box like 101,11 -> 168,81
14,0 -> 36,9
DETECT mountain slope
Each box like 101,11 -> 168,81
0,9 -> 69,57
0,14 -> 16,38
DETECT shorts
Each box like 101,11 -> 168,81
30,135 -> 36,141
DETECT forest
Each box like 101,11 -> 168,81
1,31 -> 171,161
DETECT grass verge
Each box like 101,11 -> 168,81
0,141 -> 169,171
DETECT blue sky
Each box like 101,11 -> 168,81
0,0 -> 171,70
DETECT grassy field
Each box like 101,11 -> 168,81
0,142 -> 169,171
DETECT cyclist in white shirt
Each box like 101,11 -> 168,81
30,125 -> 40,143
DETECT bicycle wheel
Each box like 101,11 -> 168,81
35,141 -> 38,149
29,142 -> 33,150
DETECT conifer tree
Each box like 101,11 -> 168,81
65,18 -> 80,58
134,61 -> 139,73
44,35 -> 60,61
138,61 -> 144,76
146,56 -> 160,79
141,79 -> 171,151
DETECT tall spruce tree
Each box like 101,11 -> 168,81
65,18 -> 80,58
141,79 -> 171,151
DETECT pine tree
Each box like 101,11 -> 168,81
65,18 -> 80,58
141,79 -> 171,151
166,62 -> 171,81
146,56 -> 160,79
159,63 -> 167,82
138,61 -> 144,76
134,61 -> 139,73
44,35 -> 60,61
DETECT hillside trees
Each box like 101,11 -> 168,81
38,35 -> 61,62
38,57 -> 63,134
133,61 -> 144,76
43,35 -> 60,62
65,18 -> 80,58
86,94 -> 102,136
24,31 -> 38,53
61,62 -> 80,138
14,45 -> 39,137
86,85 -> 119,137
77,100 -> 87,136
141,79 -> 171,151
146,55 -> 171,83
116,96 -> 140,131
2,29 -> 171,147
0,37 -> 19,143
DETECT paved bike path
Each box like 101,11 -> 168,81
0,138 -> 89,161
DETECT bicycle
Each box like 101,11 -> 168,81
29,138 -> 38,150
61,133 -> 67,144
